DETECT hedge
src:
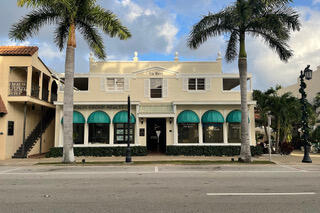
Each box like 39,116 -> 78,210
46,146 -> 148,158
166,146 -> 263,156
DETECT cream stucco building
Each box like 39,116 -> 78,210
54,52 -> 256,153
0,46 -> 58,160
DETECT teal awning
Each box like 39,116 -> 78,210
201,110 -> 224,123
177,110 -> 200,123
112,111 -> 136,124
226,110 -> 249,123
87,111 -> 110,124
61,111 -> 85,124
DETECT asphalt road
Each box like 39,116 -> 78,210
0,164 -> 319,213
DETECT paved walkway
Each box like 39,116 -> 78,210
0,151 -> 319,166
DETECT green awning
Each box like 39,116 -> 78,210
61,111 -> 85,124
226,110 -> 249,123
112,111 -> 136,124
177,110 -> 200,123
201,110 -> 224,123
87,111 -> 110,124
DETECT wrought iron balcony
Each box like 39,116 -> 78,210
9,82 -> 27,96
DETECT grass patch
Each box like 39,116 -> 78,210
36,160 -> 274,166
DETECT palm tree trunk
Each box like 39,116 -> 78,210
238,32 -> 252,162
62,23 -> 76,163
276,118 -> 281,153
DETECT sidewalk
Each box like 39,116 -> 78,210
0,151 -> 319,166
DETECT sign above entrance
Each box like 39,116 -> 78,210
74,105 -> 128,110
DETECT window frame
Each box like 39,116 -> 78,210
88,123 -> 110,144
178,123 -> 199,144
228,123 -> 241,143
114,123 -> 135,144
106,78 -> 125,91
150,78 -> 163,98
7,121 -> 14,136
188,78 -> 205,91
202,123 -> 224,143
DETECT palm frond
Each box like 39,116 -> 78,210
248,29 -> 293,62
54,20 -> 69,51
9,6 -> 59,41
188,9 -> 236,49
77,21 -> 105,59
225,31 -> 239,62
83,5 -> 131,40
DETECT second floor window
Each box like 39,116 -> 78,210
106,78 -> 124,91
150,78 -> 162,98
188,78 -> 205,90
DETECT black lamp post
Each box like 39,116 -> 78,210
126,95 -> 132,163
299,65 -> 313,163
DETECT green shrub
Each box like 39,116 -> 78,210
166,146 -> 263,156
46,146 -> 147,158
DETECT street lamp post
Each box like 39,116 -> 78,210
126,95 -> 132,163
299,65 -> 313,163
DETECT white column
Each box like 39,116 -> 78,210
84,123 -> 89,145
135,120 -> 139,145
110,124 -> 114,145
26,66 -> 32,96
173,116 -> 178,145
223,122 -> 228,144
39,72 -> 43,99
199,122 -> 203,144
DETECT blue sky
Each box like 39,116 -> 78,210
1,0 -> 320,90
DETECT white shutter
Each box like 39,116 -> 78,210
163,79 -> 168,97
205,78 -> 211,91
100,78 -> 105,91
183,78 -> 188,91
124,78 -> 129,91
144,79 -> 150,97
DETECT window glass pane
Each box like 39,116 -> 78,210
197,78 -> 205,90
116,78 -> 124,90
150,78 -> 162,98
8,121 -> 14,136
228,123 -> 241,143
188,78 -> 196,90
73,124 -> 84,144
89,123 -> 109,144
178,123 -> 199,143
203,123 -> 223,143
114,124 -> 134,144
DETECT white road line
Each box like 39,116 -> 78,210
0,170 -> 314,175
0,167 -> 21,174
206,192 -> 316,196
155,166 -> 159,173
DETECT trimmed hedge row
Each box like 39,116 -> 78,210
166,146 -> 263,156
46,146 -> 148,158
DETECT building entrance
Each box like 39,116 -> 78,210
146,118 -> 166,153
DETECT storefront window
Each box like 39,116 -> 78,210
228,123 -> 241,143
114,123 -> 134,144
89,123 -> 109,144
203,123 -> 223,143
73,124 -> 84,144
178,123 -> 199,143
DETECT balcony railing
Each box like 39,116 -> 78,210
9,82 -> 27,96
9,82 -> 40,99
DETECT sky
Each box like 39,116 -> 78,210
0,0 -> 320,90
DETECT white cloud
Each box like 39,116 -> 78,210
118,0 -> 156,22
313,0 -> 320,5
157,22 -> 178,53
0,39 -> 30,46
38,42 -> 64,61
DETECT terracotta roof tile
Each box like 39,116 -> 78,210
0,46 -> 38,56
0,95 -> 7,114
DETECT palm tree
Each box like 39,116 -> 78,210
188,0 -> 300,162
10,0 -> 131,163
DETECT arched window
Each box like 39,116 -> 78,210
202,110 -> 224,143
61,111 -> 85,144
88,111 -> 110,144
113,111 -> 136,144
177,110 -> 199,143
226,110 -> 242,143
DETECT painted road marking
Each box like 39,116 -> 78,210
275,163 -> 307,172
206,192 -> 316,196
155,166 -> 159,173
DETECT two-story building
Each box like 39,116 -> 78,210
0,46 -> 57,159
54,52 -> 256,154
